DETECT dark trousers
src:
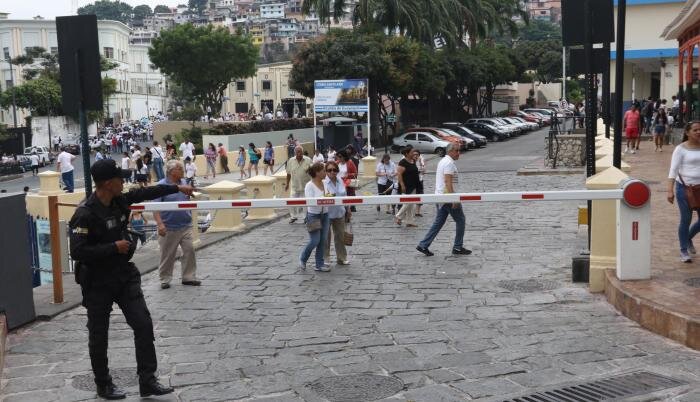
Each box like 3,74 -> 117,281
84,274 -> 157,386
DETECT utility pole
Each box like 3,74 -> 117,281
6,58 -> 18,128
562,46 -> 567,100
613,0 -> 626,169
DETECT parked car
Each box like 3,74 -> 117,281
499,117 -> 531,133
407,127 -> 467,151
23,146 -> 52,166
511,116 -> 540,131
438,127 -> 475,149
441,123 -> 488,147
63,143 -> 81,155
468,118 -> 518,136
511,110 -> 546,126
392,132 -> 451,156
463,121 -> 509,142
503,117 -> 538,131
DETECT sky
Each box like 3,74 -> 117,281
2,0 -> 185,20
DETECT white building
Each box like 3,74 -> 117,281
0,17 -> 169,127
260,3 -> 286,19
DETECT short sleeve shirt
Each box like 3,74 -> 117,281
435,155 -> 458,195
624,110 -> 641,129
154,178 -> 191,229
287,156 -> 312,193
57,151 -> 75,173
180,142 -> 195,159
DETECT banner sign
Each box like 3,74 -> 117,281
314,79 -> 369,112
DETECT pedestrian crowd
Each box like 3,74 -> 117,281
624,97 -> 679,154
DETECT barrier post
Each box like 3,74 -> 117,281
616,179 -> 651,280
47,195 -> 64,304
203,180 -> 245,232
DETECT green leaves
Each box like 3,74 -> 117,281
149,23 -> 257,114
77,0 -> 133,24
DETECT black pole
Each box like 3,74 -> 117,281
602,42 -> 611,138
584,0 -> 596,178
613,0 -> 626,169
75,50 -> 92,196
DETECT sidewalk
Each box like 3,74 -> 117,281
604,136 -> 700,350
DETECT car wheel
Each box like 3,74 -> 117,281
491,134 -> 499,142
435,147 -> 445,157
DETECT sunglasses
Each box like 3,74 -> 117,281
326,169 -> 339,172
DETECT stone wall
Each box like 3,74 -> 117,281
544,134 -> 586,168
0,313 -> 6,379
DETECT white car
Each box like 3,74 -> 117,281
23,146 -> 52,166
392,132 -> 452,156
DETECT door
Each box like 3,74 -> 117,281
403,133 -> 417,148
416,133 -> 434,152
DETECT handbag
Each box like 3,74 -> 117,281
679,174 -> 700,210
343,221 -> 354,246
306,218 -> 322,232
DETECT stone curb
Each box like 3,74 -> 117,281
0,174 -> 23,183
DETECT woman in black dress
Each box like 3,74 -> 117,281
395,146 -> 420,227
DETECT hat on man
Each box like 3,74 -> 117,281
91,159 -> 130,182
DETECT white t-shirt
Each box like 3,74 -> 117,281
376,161 -> 396,186
138,164 -> 149,175
669,144 -> 700,185
57,151 -> 75,173
338,162 -> 348,180
180,142 -> 195,159
121,157 -> 131,170
131,150 -> 141,161
305,180 -> 327,214
185,162 -> 197,179
30,154 -> 40,166
435,155 -> 458,194
328,150 -> 336,161
312,153 -> 325,164
152,145 -> 164,160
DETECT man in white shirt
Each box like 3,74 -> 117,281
416,143 -> 470,256
179,140 -> 195,161
151,141 -> 165,180
56,148 -> 77,193
284,146 -> 312,223
29,152 -> 40,176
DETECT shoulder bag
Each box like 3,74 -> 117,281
679,174 -> 700,210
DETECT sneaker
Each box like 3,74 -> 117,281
452,247 -> 472,255
337,259 -> 350,265
624,147 -> 629,154
680,251 -> 692,263
631,149 -> 636,154
689,243 -> 697,254
298,259 -> 306,270
315,265 -> 331,272
416,246 -> 434,256
289,218 -> 297,224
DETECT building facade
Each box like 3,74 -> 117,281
525,0 -> 562,22
610,0 -> 686,109
0,17 -> 168,127
663,0 -> 700,120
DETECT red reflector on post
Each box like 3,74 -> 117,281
287,200 -> 307,206
460,195 -> 482,201
522,194 -> 544,199
130,205 -> 145,210
178,203 -> 197,209
399,197 -> 421,203
342,199 -> 363,204
231,201 -> 251,207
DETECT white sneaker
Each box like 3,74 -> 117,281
689,244 -> 697,254
631,149 -> 636,154
298,259 -> 306,270
315,265 -> 331,272
337,260 -> 350,265
680,251 -> 692,263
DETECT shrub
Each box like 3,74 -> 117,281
206,117 -> 314,136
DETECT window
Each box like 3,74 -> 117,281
103,47 -> 114,59
50,47 -> 58,55
2,47 -> 9,60
404,133 -> 416,141
262,80 -> 272,91
136,63 -> 142,72
5,80 -> 13,89
236,81 -> 246,91
417,134 -> 433,142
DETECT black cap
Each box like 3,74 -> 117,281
90,159 -> 130,182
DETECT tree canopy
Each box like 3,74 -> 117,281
77,0 -> 133,24
132,4 -> 153,21
154,5 -> 171,14
149,23 -> 257,114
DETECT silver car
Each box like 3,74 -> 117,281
392,132 -> 452,156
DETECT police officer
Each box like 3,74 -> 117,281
69,159 -> 194,400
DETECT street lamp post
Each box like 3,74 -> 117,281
5,58 -> 18,128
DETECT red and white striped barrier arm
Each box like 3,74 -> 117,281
130,189 -> 625,211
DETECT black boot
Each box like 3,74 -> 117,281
139,379 -> 174,397
96,383 -> 126,400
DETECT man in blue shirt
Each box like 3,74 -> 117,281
153,160 -> 200,289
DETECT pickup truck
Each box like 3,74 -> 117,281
23,146 -> 53,166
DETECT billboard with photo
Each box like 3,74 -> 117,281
314,79 -> 369,112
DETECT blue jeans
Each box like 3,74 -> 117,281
62,170 -> 74,193
418,204 -> 465,250
301,212 -> 330,268
153,159 -> 164,181
675,181 -> 700,252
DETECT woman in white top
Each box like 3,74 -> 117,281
415,149 -> 426,217
300,162 -> 331,272
375,154 -> 397,214
121,152 -> 133,183
667,121 -> 700,262
312,149 -> 325,164
323,160 -> 351,265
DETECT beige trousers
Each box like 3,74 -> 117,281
324,217 -> 348,262
395,189 -> 417,225
289,189 -> 306,219
158,227 -> 198,284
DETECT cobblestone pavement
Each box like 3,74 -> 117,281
3,141 -> 700,401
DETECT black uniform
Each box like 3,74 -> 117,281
69,184 -> 179,388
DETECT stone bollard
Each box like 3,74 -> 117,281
586,166 -> 629,292
38,171 -> 63,195
243,175 -> 276,220
272,170 -> 288,198
202,180 -> 245,232
360,155 -> 377,185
